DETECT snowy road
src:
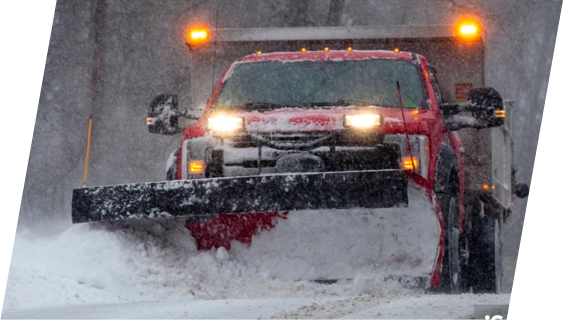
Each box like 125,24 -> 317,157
3,218 -> 509,319
3,294 -> 510,319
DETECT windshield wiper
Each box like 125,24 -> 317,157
303,100 -> 381,107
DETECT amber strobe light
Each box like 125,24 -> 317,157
189,160 -> 205,174
186,27 -> 210,46
456,19 -> 481,39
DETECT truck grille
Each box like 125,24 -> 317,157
233,132 -> 334,150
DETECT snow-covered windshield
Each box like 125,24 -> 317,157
212,59 -> 426,111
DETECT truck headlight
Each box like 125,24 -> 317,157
343,114 -> 382,128
207,116 -> 244,132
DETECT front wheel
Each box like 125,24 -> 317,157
440,195 -> 462,293
470,213 -> 503,294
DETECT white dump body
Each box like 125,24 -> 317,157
458,100 -> 514,209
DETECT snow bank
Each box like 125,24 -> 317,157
4,192 -> 435,310
4,218 -> 355,311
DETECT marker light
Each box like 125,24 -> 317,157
189,160 -> 205,174
186,27 -> 210,46
343,114 -> 382,128
256,50 -> 262,55
347,46 -> 353,51
207,115 -> 244,132
456,20 -> 481,39
495,110 -> 506,118
402,157 -> 419,171
301,47 -> 307,52
324,46 -> 330,52
394,48 -> 400,53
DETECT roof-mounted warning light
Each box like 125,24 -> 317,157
186,26 -> 210,47
456,19 -> 481,40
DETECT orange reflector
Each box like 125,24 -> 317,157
189,160 -> 205,174
402,157 -> 419,171
301,47 -> 307,52
186,27 -> 210,45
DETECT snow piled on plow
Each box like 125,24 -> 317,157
4,219 -> 355,310
229,184 -> 440,281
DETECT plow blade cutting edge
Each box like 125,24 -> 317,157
72,169 -> 408,224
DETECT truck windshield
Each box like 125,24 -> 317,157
212,59 -> 426,111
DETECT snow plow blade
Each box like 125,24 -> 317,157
72,169 -> 408,224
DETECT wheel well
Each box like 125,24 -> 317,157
447,169 -> 460,196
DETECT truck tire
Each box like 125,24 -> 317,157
438,171 -> 463,294
471,214 -> 503,294
440,194 -> 461,293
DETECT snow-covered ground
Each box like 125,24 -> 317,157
2,217 -> 509,319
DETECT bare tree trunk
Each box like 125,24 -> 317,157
288,0 -> 309,26
325,0 -> 345,26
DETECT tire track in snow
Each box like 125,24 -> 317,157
271,293 -> 511,319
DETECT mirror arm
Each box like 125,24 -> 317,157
173,109 -> 200,121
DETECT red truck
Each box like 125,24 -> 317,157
72,22 -> 529,294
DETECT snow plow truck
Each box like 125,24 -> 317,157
72,20 -> 529,294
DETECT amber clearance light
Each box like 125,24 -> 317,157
403,157 -> 419,171
186,27 -> 210,46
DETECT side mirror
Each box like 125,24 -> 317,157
440,87 -> 505,131
147,95 -> 182,135
515,183 -> 529,198
467,87 -> 505,128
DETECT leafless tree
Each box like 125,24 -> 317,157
325,0 -> 345,25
